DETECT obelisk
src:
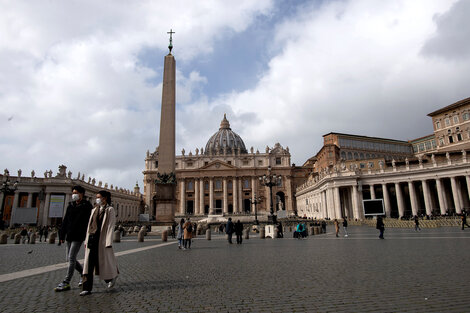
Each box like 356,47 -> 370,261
154,29 -> 177,224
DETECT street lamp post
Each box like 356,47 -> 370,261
0,172 -> 18,230
258,166 -> 282,224
250,193 -> 262,225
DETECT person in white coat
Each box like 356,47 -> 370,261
80,190 -> 119,296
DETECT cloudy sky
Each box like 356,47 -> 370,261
1,0 -> 469,190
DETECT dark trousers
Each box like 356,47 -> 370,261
236,234 -> 242,244
227,233 -> 233,244
379,228 -> 385,239
82,246 -> 99,292
184,238 -> 191,249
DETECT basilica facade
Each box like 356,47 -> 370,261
143,115 -> 308,220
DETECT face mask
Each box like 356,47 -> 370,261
71,194 -> 80,201
95,198 -> 102,205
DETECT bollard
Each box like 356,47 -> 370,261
314,227 -> 320,235
0,233 -> 8,244
10,233 -> 15,240
243,228 -> 249,240
138,229 -> 145,242
15,233 -> 22,244
206,229 -> 211,240
162,230 -> 168,242
289,226 -> 292,232
308,227 -> 314,236
48,232 -> 57,244
113,230 -> 121,243
259,228 -> 265,239
29,232 -> 37,244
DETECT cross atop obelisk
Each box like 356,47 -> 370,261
167,29 -> 175,54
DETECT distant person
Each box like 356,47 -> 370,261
234,220 -> 243,244
321,220 -> 327,233
183,218 -> 193,249
376,216 -> 385,239
44,226 -> 49,242
226,218 -> 234,244
38,226 -> 44,242
20,227 -> 28,244
218,224 -> 224,234
55,185 -> 93,292
334,219 -> 340,237
462,212 -> 470,230
342,219 -> 348,237
277,222 -> 284,238
414,216 -> 421,232
81,190 -> 119,296
171,221 -> 177,239
177,218 -> 184,249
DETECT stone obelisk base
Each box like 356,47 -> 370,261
154,183 -> 176,225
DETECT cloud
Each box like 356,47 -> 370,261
177,0 -> 469,166
421,0 -> 470,60
0,0 -> 274,189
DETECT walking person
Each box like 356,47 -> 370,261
234,220 -> 243,244
334,219 -> 340,237
171,221 -> 177,239
177,219 -> 184,249
462,212 -> 470,230
44,226 -> 49,242
38,226 -> 44,242
414,215 -> 421,232
321,220 -> 327,233
226,217 -> 234,244
80,190 -> 119,296
55,186 -> 93,292
343,219 -> 349,237
20,227 -> 28,244
376,216 -> 385,239
277,221 -> 284,238
183,218 -> 192,249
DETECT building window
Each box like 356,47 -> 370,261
204,162 -> 208,166
439,138 -> 444,146
228,181 -> 233,189
340,151 -> 346,159
258,160 -> 263,166
354,152 -> 359,159
431,140 -> 437,148
243,179 -> 250,189
436,121 -> 441,129
463,113 -> 469,121
243,160 -> 249,166
457,133 -> 463,141
347,152 -> 352,160
419,143 -> 425,151
187,162 -> 193,167
228,161 -> 231,165
413,145 -> 419,153
204,182 -> 209,190
360,163 -> 365,168
445,118 -> 450,126
187,181 -> 194,190
425,141 -> 431,150
215,180 -> 222,190
155,161 -> 159,168
454,116 -> 459,124
449,136 -> 454,144
360,153 -> 364,159
276,158 -> 281,165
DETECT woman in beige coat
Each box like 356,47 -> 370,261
80,190 -> 118,296
183,218 -> 193,249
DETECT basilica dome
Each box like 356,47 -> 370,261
205,114 -> 248,155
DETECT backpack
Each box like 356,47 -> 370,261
187,223 -> 193,233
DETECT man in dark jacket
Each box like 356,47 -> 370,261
55,186 -> 92,291
376,216 -> 385,239
226,218 -> 234,244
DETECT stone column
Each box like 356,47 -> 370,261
352,185 -> 360,220
395,182 -> 405,218
436,178 -> 447,215
370,185 -> 376,199
223,178 -> 228,214
26,193 -> 33,208
180,179 -> 185,214
0,192 -> 4,218
195,179 -> 200,214
322,191 -> 328,219
326,188 -> 335,219
42,192 -> 51,226
63,193 -> 71,218
450,176 -> 462,214
408,181 -> 418,217
382,183 -> 391,217
286,176 -> 293,213
466,176 -> 470,203
209,178 -> 214,213
238,179 -> 243,213
265,185 -> 271,214
251,177 -> 256,213
334,187 -> 342,218
10,191 -> 20,224
421,180 -> 432,216
233,178 -> 238,213
199,179 -> 204,214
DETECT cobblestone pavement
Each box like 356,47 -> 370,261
1,226 -> 469,313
